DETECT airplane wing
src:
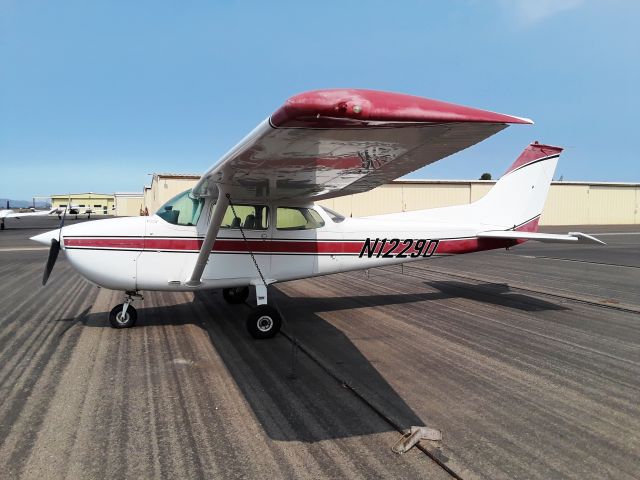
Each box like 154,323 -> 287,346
186,89 -> 533,286
477,231 -> 606,245
192,89 -> 532,202
0,208 -> 59,219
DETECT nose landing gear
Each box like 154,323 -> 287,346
109,291 -> 142,328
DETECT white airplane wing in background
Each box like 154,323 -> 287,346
0,208 -> 59,219
192,89 -> 532,202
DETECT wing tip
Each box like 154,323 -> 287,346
510,115 -> 534,125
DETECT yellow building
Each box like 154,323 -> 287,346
114,192 -> 144,216
51,193 -> 115,215
144,173 -> 201,214
141,175 -> 640,226
319,180 -> 640,226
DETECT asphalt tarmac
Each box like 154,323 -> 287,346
0,217 -> 638,479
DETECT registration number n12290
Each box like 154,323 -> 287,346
358,238 -> 439,259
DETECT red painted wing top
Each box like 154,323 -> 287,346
193,89 -> 532,201
271,89 -> 533,128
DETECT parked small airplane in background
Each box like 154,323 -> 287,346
0,207 -> 61,230
31,89 -> 604,338
64,205 -> 96,219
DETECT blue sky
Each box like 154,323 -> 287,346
1,0 -> 639,199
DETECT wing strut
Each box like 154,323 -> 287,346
185,189 -> 228,287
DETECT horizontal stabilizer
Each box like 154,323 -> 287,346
477,231 -> 605,245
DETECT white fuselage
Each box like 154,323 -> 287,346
35,201 -> 523,292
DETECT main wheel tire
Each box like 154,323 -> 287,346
246,305 -> 281,339
223,287 -> 250,304
109,304 -> 137,328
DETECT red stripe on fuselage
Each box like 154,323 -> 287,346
64,236 -> 516,255
65,238 -> 145,249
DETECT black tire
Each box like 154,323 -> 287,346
223,287 -> 249,304
109,304 -> 137,328
246,305 -> 281,339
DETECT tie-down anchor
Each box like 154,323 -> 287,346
392,426 -> 442,454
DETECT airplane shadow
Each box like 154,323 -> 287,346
70,279 -> 566,443
425,280 -> 570,311
73,289 -> 432,443
193,289 -> 426,442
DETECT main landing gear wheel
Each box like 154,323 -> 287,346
246,305 -> 281,339
109,304 -> 137,328
222,287 -> 250,304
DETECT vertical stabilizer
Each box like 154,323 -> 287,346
473,142 -> 562,230
369,142 -> 563,231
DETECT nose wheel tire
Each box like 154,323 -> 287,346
109,304 -> 137,328
246,305 -> 281,339
223,287 -> 250,304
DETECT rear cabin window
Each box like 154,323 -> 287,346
219,204 -> 268,230
276,207 -> 325,230
156,189 -> 205,226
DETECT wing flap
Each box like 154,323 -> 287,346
478,231 -> 606,245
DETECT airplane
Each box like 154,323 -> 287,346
30,89 -> 604,338
0,207 -> 62,230
57,204 -> 95,218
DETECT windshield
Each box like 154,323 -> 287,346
156,189 -> 204,226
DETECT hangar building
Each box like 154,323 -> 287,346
143,173 -> 201,214
113,192 -> 144,216
51,193 -> 114,215
139,175 -> 640,225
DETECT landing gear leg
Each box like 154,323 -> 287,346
1,219 -> 4,230
246,283 -> 281,339
109,291 -> 143,328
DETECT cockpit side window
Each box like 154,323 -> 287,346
156,189 -> 205,226
215,203 -> 269,230
276,207 -> 326,230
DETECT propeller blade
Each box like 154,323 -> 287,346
42,238 -> 60,286
58,207 -> 67,242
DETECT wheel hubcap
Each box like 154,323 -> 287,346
257,315 -> 273,332
116,312 -> 129,325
